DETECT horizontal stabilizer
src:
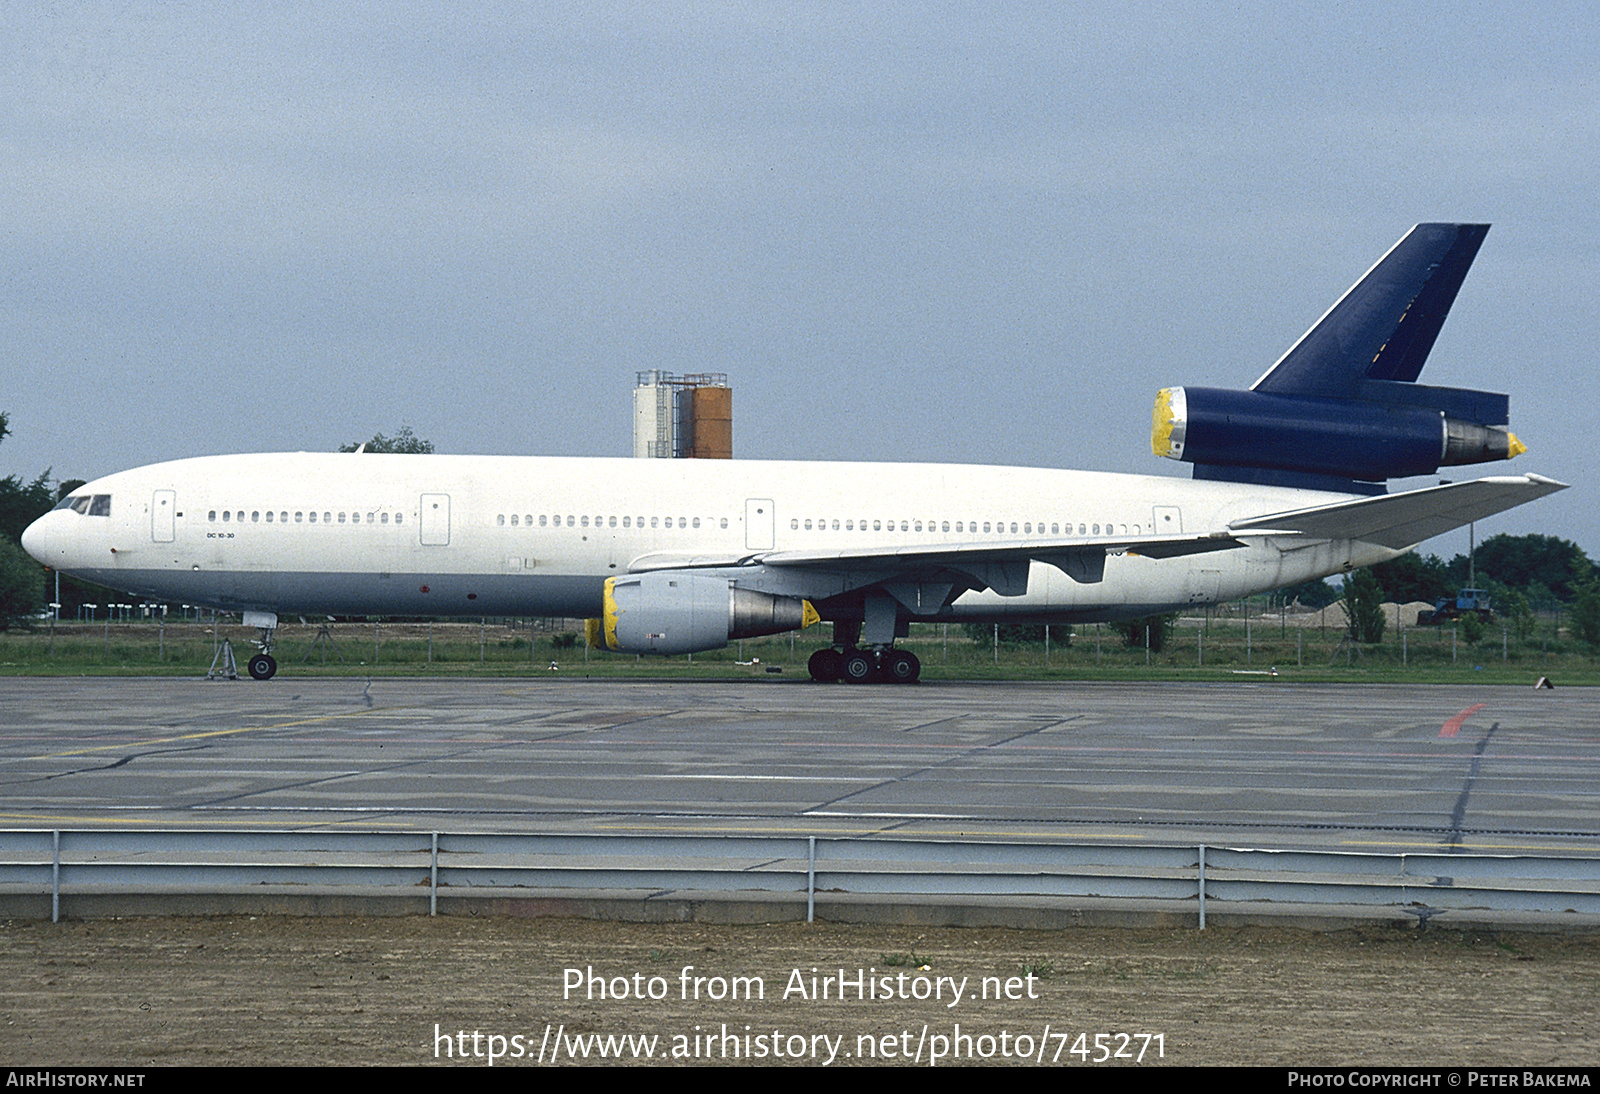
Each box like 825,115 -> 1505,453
1230,474 -> 1568,549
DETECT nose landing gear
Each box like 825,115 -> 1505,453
244,611 -> 279,680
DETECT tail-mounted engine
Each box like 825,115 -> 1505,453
1152,385 -> 1523,485
1149,223 -> 1525,494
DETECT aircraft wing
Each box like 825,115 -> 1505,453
631,531 -> 1247,597
1229,473 -> 1568,549
757,532 -> 1246,568
629,473 -> 1566,599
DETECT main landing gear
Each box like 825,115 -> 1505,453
807,646 -> 921,685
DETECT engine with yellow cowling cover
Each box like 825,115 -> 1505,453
586,572 -> 819,656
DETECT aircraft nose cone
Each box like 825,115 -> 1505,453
20,513 -> 57,566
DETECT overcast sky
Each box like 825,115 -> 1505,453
4,2 -> 1595,556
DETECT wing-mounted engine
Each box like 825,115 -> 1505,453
585,571 -> 819,656
1149,223 -> 1524,495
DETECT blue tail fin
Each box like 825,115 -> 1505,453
1151,224 -> 1520,495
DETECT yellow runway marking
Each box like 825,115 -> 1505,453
592,821 -> 1148,840
1340,837 -> 1577,853
0,813 -> 422,828
30,708 -> 381,761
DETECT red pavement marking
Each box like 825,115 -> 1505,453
1439,703 -> 1487,738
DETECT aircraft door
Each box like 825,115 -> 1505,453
1153,506 -> 1182,534
152,490 -> 175,542
420,494 -> 451,546
745,498 -> 774,551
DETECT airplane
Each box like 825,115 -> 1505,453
21,223 -> 1566,683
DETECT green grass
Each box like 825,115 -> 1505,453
1,618 -> 1595,684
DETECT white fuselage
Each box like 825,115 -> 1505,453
22,452 -> 1394,624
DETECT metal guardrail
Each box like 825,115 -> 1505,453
1,829 -> 1596,926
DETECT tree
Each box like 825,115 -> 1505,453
0,517 -> 45,629
0,410 -> 54,625
1370,552 -> 1453,605
0,468 -> 53,544
1275,577 -> 1341,609
1568,579 -> 1600,648
963,623 -> 1051,647
1343,568 -> 1385,644
1112,613 -> 1176,652
1454,534 -> 1597,603
1491,586 -> 1536,642
338,425 -> 434,454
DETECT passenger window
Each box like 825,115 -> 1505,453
208,511 -> 217,522
222,511 -> 231,522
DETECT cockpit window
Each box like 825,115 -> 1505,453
53,494 -> 111,516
